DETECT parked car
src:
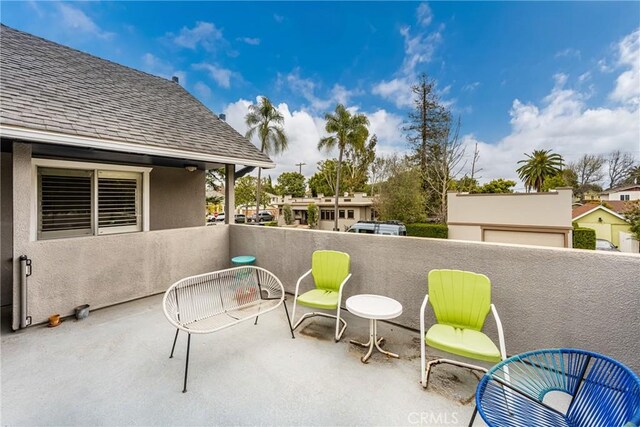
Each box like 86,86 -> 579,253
235,214 -> 247,223
595,238 -> 619,251
346,221 -> 407,236
251,211 -> 274,222
215,212 -> 225,222
206,214 -> 216,223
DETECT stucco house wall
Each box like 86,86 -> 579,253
447,189 -> 573,248
603,187 -> 640,201
276,193 -> 374,230
1,151 -> 13,306
149,166 -> 206,230
10,143 -> 229,329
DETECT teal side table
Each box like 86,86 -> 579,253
231,255 -> 256,266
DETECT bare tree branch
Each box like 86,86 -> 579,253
607,150 -> 637,189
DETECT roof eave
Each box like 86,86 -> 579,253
0,125 -> 275,169
572,205 -> 629,222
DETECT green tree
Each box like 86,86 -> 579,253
245,97 -> 288,223
283,204 -> 293,225
476,178 -> 516,193
307,203 -> 318,229
206,168 -> 225,191
344,134 -> 377,194
275,172 -> 306,197
403,73 -> 450,200
624,165 -> 640,185
451,175 -> 479,192
624,200 -> 640,242
235,176 -> 268,214
263,175 -> 275,194
309,158 -> 369,197
375,156 -> 427,224
516,149 -> 564,192
318,104 -> 369,230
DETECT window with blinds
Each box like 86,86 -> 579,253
38,168 -> 93,239
97,171 -> 141,234
37,167 -> 142,239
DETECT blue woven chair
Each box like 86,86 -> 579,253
472,349 -> 640,427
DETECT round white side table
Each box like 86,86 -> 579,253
346,294 -> 403,363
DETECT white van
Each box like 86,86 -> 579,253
346,221 -> 407,236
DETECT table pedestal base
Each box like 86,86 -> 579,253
350,318 -> 399,363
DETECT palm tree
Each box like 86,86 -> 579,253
245,97 -> 288,222
318,104 -> 369,231
516,149 -> 564,192
627,165 -> 640,185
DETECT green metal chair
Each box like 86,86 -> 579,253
292,250 -> 351,342
420,269 -> 507,388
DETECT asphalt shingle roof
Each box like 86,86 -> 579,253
0,25 -> 272,167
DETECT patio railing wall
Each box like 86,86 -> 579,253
230,225 -> 640,372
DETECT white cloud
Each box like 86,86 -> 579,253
57,4 -> 113,39
459,73 -> 639,187
194,81 -> 212,100
193,63 -> 237,88
223,97 -> 406,179
416,3 -> 433,27
278,68 -> 359,111
610,29 -> 640,105
141,53 -> 186,85
238,37 -> 260,45
171,21 -> 223,50
461,82 -> 480,92
367,109 -> 406,154
372,78 -> 413,108
400,24 -> 442,76
554,48 -> 581,59
372,4 -> 443,107
578,72 -> 591,83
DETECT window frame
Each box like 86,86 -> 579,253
32,158 -> 152,241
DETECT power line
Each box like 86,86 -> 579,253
295,162 -> 306,174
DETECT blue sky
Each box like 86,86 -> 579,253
2,1 -> 639,184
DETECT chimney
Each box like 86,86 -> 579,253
171,76 -> 179,83
219,113 -> 226,121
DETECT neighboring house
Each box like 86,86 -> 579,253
600,184 -> 640,201
447,188 -> 573,248
272,193 -> 375,230
572,202 -> 635,252
0,25 -> 274,330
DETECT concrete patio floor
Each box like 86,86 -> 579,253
1,295 -> 484,426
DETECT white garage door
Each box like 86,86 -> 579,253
484,230 -> 565,248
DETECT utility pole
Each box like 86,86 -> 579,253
295,162 -> 306,174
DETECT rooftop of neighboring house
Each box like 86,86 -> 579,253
0,24 -> 272,167
272,192 -> 373,207
600,184 -> 640,195
572,201 -> 631,220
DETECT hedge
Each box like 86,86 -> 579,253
406,223 -> 448,239
573,227 -> 596,250
263,221 -> 278,227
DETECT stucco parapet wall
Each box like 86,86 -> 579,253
228,225 -> 640,372
448,188 -> 573,196
13,225 -> 230,329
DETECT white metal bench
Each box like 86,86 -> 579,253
162,266 -> 295,392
